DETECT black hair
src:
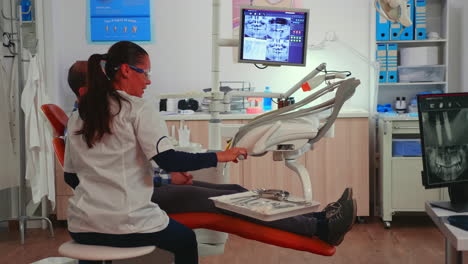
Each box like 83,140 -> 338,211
76,41 -> 148,148
67,61 -> 87,97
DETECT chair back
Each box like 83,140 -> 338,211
40,104 -> 68,137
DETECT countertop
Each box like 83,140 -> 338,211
377,113 -> 419,121
162,108 -> 369,121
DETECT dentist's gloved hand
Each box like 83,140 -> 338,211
171,172 -> 193,185
216,147 -> 248,163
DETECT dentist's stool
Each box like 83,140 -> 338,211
58,240 -> 156,264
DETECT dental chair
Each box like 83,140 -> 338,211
41,104 -> 336,257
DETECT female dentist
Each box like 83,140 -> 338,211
64,41 -> 247,264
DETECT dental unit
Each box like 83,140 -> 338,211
160,62 -> 360,221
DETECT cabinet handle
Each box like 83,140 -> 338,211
393,126 -> 419,129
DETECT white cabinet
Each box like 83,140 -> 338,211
378,118 -> 446,228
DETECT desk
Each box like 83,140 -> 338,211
425,202 -> 468,264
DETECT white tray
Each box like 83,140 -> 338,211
210,191 -> 320,222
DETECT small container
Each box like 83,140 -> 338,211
246,97 -> 263,114
398,65 -> 446,82
278,99 -> 285,109
21,0 -> 32,21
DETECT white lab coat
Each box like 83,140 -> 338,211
0,46 -> 19,190
20,51 -> 55,207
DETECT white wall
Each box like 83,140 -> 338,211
42,0 -> 373,113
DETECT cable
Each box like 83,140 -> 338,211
254,64 -> 269,69
317,67 -> 352,77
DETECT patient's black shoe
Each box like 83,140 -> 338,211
304,188 -> 353,220
318,199 -> 356,246
323,187 -> 353,218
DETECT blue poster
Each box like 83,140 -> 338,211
89,0 -> 151,42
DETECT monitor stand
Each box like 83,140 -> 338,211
431,183 -> 468,213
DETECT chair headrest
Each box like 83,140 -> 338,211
41,104 -> 68,137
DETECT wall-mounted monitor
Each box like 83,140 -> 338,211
238,6 -> 309,67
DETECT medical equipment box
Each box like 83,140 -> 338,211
400,46 -> 439,66
392,139 -> 422,157
398,65 -> 445,82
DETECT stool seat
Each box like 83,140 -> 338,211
58,240 -> 156,261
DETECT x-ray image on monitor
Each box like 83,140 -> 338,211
265,18 -> 290,62
266,37 -> 290,62
243,16 -> 291,62
244,15 -> 268,39
418,94 -> 468,188
239,6 -> 308,66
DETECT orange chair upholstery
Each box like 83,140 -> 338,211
41,104 -> 68,137
170,212 -> 335,256
44,104 -> 336,256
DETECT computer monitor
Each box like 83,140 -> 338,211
418,93 -> 468,212
238,6 -> 309,67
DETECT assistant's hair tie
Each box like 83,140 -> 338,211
100,60 -> 110,80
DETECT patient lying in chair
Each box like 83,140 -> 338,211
65,60 -> 357,247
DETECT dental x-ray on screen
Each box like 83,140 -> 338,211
238,6 -> 309,66
418,93 -> 468,188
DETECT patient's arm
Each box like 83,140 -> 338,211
64,172 -> 79,189
152,149 -> 217,172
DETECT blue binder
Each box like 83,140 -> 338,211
377,44 -> 388,83
400,0 -> 415,40
376,2 -> 390,41
390,22 -> 402,41
415,0 -> 427,40
387,44 -> 398,83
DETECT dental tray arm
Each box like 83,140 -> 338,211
222,63 -> 328,110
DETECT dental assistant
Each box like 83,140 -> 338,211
63,41 -> 247,264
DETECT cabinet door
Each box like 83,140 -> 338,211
391,158 -> 440,210
242,118 -> 370,216
306,118 -> 370,216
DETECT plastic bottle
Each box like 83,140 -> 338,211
263,86 -> 272,111
21,0 -> 32,21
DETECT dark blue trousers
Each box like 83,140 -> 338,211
70,218 -> 198,264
